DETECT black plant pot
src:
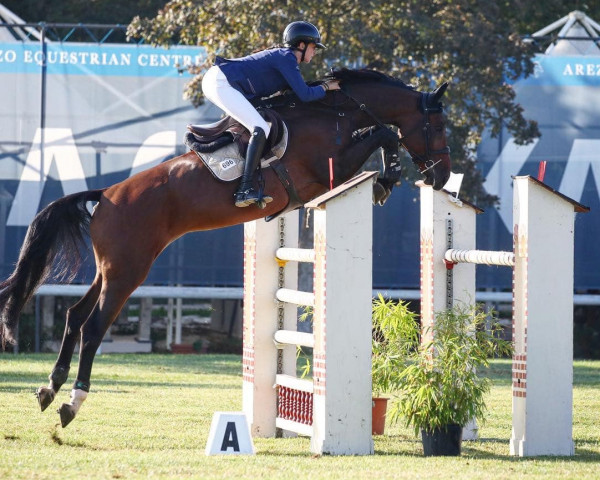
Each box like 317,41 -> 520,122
421,424 -> 463,456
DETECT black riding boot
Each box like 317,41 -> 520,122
234,127 -> 272,207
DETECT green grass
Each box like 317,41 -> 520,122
0,355 -> 599,479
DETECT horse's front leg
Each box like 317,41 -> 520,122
341,126 -> 399,204
380,136 -> 402,185
36,280 -> 102,412
373,128 -> 402,205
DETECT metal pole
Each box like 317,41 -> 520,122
39,23 -> 47,196
166,297 -> 173,350
33,24 -> 47,355
35,296 -> 41,353
175,296 -> 182,344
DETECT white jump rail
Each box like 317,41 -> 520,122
275,247 -> 316,264
420,175 -> 589,457
274,288 -> 315,307
444,248 -> 515,267
242,171 -> 377,456
273,329 -> 315,348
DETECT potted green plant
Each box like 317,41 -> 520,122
388,302 -> 512,456
371,295 -> 419,435
300,299 -> 419,435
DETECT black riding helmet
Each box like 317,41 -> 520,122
283,21 -> 326,49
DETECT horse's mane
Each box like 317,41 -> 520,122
256,68 -> 415,110
325,68 -> 415,90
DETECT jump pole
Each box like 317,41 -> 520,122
242,171 -> 377,455
419,175 -> 589,456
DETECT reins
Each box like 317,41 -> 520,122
340,87 -> 394,133
340,87 -> 450,174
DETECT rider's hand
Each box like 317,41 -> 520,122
323,80 -> 341,92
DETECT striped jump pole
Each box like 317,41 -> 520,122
243,171 -> 377,455
419,175 -> 588,457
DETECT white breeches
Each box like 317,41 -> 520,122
202,65 -> 271,138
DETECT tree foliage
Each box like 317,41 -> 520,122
1,0 -> 166,25
1,0 -> 167,43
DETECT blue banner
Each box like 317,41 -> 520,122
520,54 -> 600,86
0,42 -> 204,77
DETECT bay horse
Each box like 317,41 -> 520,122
0,68 -> 451,428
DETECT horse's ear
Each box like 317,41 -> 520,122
432,82 -> 448,101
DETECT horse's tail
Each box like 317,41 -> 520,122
0,189 -> 104,347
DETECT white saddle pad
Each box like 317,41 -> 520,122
195,123 -> 288,182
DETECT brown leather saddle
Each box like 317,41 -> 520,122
185,108 -> 284,158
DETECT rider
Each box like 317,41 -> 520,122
202,21 -> 340,207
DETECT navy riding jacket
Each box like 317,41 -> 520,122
215,48 -> 325,102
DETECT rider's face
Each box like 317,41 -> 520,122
304,43 -> 317,63
296,42 -> 317,63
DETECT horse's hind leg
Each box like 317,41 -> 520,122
36,278 -> 102,411
57,279 -> 138,428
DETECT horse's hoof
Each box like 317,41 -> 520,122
36,387 -> 56,412
58,403 -> 76,428
372,182 -> 386,205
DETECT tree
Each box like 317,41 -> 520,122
1,0 -> 168,43
1,0 -> 166,25
502,0 -> 600,40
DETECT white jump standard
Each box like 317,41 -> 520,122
242,171 -> 376,456
420,175 -> 589,457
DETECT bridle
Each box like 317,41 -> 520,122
341,88 -> 450,174
400,92 -> 451,174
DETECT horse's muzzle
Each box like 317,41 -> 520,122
424,158 -> 451,190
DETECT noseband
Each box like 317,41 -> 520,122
341,88 -> 450,174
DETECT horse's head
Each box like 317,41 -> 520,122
330,69 -> 452,190
398,83 -> 451,190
